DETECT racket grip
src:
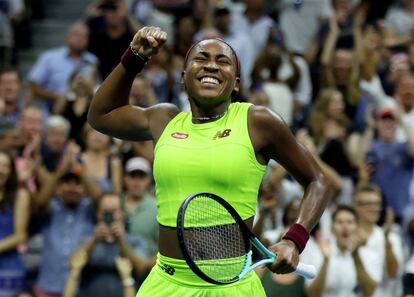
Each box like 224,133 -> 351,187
295,262 -> 317,279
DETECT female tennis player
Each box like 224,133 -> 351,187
87,26 -> 330,296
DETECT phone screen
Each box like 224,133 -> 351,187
103,211 -> 114,225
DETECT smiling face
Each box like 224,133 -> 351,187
182,40 -> 240,108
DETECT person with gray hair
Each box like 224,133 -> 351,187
41,115 -> 71,172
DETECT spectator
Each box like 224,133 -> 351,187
0,66 -> 24,123
279,0 -> 333,55
27,21 -> 98,113
31,142 -> 101,297
257,200 -> 307,297
358,105 -> 414,223
143,44 -> 180,106
195,4 -> 256,91
308,88 -> 356,179
122,157 -> 158,257
250,44 -> 297,125
0,150 -> 31,296
65,193 -> 151,297
53,70 -> 96,147
81,123 -> 122,193
129,75 -> 158,108
385,0 -> 414,48
63,248 -> 135,297
352,182 -> 404,297
319,12 -> 363,121
394,74 -> 414,141
87,0 -> 135,79
229,0 -> 275,61
173,16 -> 197,59
303,205 -> 378,297
40,116 -> 71,173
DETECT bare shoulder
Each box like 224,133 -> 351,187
248,105 -> 290,149
147,103 -> 181,141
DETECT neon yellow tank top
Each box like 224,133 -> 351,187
153,102 -> 267,227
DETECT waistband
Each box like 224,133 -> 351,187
156,253 -> 255,288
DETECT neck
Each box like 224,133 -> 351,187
107,24 -> 125,38
359,222 -> 374,235
192,109 -> 227,122
127,193 -> 144,202
69,49 -> 82,59
245,10 -> 260,22
86,149 -> 107,156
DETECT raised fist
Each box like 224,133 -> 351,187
130,26 -> 167,59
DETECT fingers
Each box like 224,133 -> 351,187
131,26 -> 167,56
269,257 -> 296,274
267,240 -> 299,274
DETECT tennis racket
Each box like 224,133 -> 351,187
177,192 -> 316,285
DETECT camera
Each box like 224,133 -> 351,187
103,211 -> 114,225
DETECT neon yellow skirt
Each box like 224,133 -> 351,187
136,253 -> 266,297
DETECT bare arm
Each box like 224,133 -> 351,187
110,156 -> 123,194
87,27 -> 178,141
29,82 -> 63,102
0,189 -> 30,252
115,257 -> 136,297
352,249 -> 378,297
250,106 -> 331,272
251,107 -> 330,232
306,257 -> 329,297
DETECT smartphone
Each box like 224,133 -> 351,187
103,211 -> 114,225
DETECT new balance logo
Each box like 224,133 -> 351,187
160,264 -> 175,275
213,129 -> 232,139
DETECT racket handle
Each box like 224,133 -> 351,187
295,262 -> 317,279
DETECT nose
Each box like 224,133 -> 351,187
203,60 -> 219,72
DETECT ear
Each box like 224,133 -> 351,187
181,71 -> 186,84
233,77 -> 240,93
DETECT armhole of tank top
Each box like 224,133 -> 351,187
245,104 -> 268,171
153,111 -> 184,152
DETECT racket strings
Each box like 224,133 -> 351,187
183,195 -> 249,282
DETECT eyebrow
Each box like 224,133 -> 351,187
195,51 -> 233,61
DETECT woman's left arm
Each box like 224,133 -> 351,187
0,189 -> 30,253
249,106 -> 332,272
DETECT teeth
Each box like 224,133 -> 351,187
201,77 -> 219,84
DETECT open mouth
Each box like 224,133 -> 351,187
198,76 -> 221,85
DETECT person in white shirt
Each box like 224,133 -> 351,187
303,204 -> 378,297
353,182 -> 404,297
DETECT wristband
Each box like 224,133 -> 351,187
282,223 -> 309,254
122,277 -> 135,287
120,44 -> 149,73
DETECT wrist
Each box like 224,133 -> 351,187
69,269 -> 82,279
281,223 -> 310,254
120,45 -> 149,73
122,277 -> 135,287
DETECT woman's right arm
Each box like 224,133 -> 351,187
87,27 -> 177,141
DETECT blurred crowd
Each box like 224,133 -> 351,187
1,0 -> 414,296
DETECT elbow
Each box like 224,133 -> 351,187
387,263 -> 399,279
15,232 -> 28,246
315,171 -> 333,205
364,283 -> 378,297
87,107 -> 104,133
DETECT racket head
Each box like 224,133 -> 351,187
177,192 -> 251,284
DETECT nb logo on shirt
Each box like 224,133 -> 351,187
160,264 -> 175,275
213,129 -> 232,140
